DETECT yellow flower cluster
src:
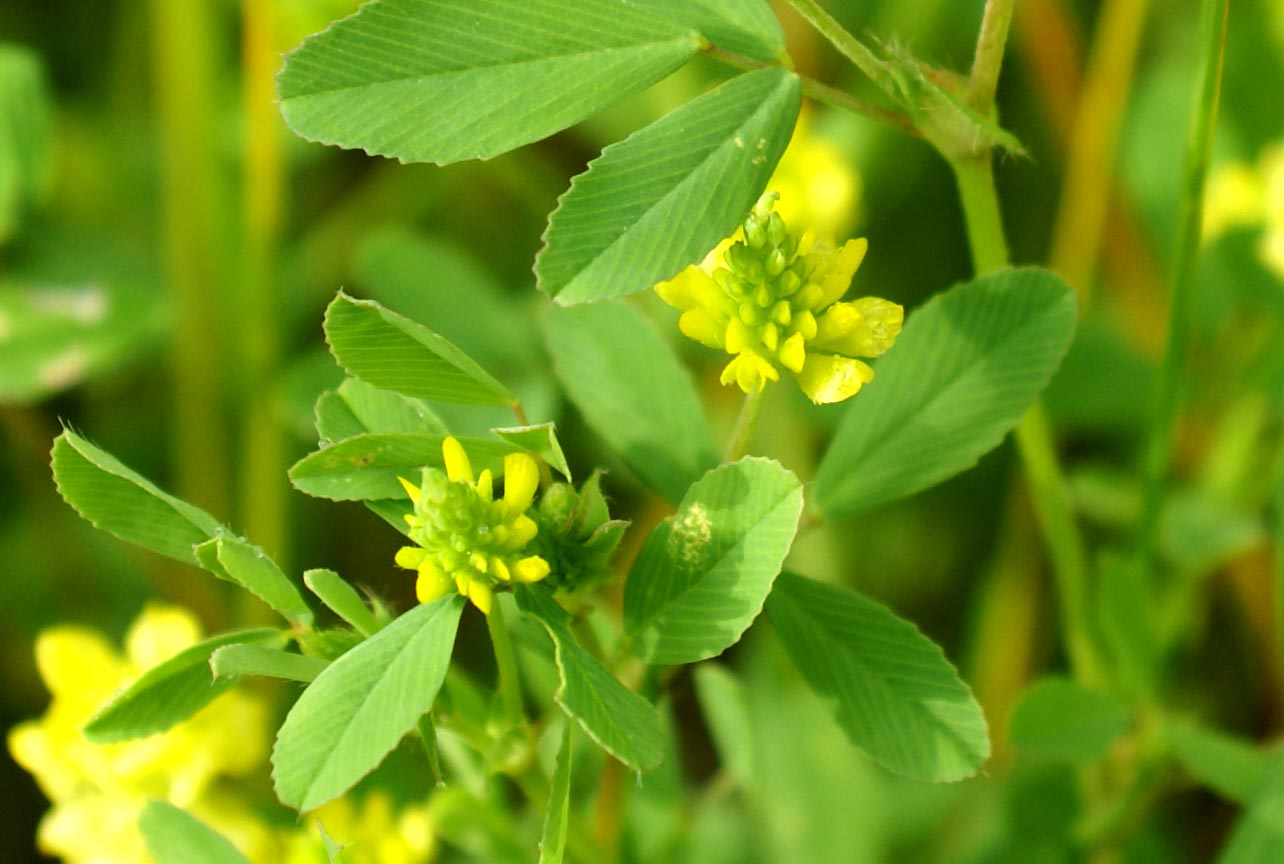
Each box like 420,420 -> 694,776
8,605 -> 438,864
657,192 -> 902,404
1204,142 -> 1284,279
8,606 -> 274,864
396,437 -> 550,615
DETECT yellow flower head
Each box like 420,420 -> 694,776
395,437 -> 550,615
7,605 -> 274,864
656,193 -> 903,404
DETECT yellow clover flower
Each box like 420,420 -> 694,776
657,192 -> 903,404
283,790 -> 434,864
395,437 -> 550,615
1204,142 -> 1284,280
7,605 -> 275,864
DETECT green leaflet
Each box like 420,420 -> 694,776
1008,678 -> 1133,763
545,301 -> 717,502
1218,754 -> 1284,864
51,429 -> 222,565
272,596 -> 464,812
323,292 -> 513,405
624,457 -> 803,664
210,643 -> 329,684
516,585 -> 664,772
277,0 -> 700,165
193,535 -> 313,627
492,422 -> 572,482
635,0 -> 784,62
289,432 -> 517,501
315,378 -> 446,443
538,722 -> 574,864
139,802 -> 252,864
0,43 -> 51,244
1165,719 -> 1271,805
813,267 -> 1078,520
766,572 -> 990,782
304,568 -> 379,637
537,67 -> 800,304
84,629 -> 282,743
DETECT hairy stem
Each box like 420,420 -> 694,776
967,0 -> 1017,112
784,0 -> 894,91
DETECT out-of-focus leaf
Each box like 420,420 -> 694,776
139,802 -> 252,864
273,596 -> 464,812
0,43 -> 51,243
693,663 -> 754,784
538,722 -> 573,864
813,268 -> 1077,520
324,292 -> 513,405
537,68 -> 800,304
1008,678 -> 1133,763
1166,719 -> 1271,804
545,301 -> 717,502
1217,754 -> 1284,863
277,0 -> 700,164
766,572 -> 990,781
624,458 -> 803,664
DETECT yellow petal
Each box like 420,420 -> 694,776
819,297 -> 903,358
719,351 -> 778,394
441,436 -> 473,484
467,581 -> 494,615
475,468 -> 493,501
513,556 -> 551,584
795,354 -> 874,404
507,513 -> 538,548
655,266 -> 707,310
725,317 -> 753,354
492,557 -> 512,582
812,237 -> 867,308
416,560 -> 453,605
778,332 -> 807,373
397,476 -> 422,503
34,627 -> 121,699
813,301 -> 862,344
503,453 -> 540,513
395,546 -> 426,570
678,308 -> 725,349
126,605 -> 201,669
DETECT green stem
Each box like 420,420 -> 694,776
149,0 -> 230,516
784,0 -> 895,91
1137,0 -> 1230,566
702,44 -> 919,137
486,600 -> 525,728
724,386 -> 766,462
238,0 -> 288,570
947,2 -> 1102,686
967,0 -> 1017,112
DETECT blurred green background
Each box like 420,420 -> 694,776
3,0 -> 1284,861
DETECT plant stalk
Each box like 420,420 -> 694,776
1137,0 -> 1230,567
967,0 -> 1017,113
486,600 -> 526,728
725,386 -> 766,462
784,0 -> 893,92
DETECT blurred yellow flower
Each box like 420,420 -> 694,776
284,791 -> 434,864
396,436 -> 550,615
8,605 -> 274,864
768,109 -> 861,239
657,192 -> 902,404
1204,143 -> 1284,279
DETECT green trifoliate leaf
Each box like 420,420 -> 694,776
516,585 -> 664,772
315,377 -> 446,443
192,535 -> 313,627
210,643 -> 329,684
492,423 -> 572,482
304,568 -> 379,637
636,0 -> 784,63
277,0 -> 700,165
538,67 -> 800,304
766,572 -> 990,781
539,722 -> 574,864
139,802 -> 252,864
84,629 -> 282,743
289,432 -> 515,501
324,292 -> 513,405
1008,678 -> 1133,763
273,595 -> 464,812
545,301 -> 717,502
625,458 -> 803,664
52,429 -> 222,565
813,267 -> 1077,520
